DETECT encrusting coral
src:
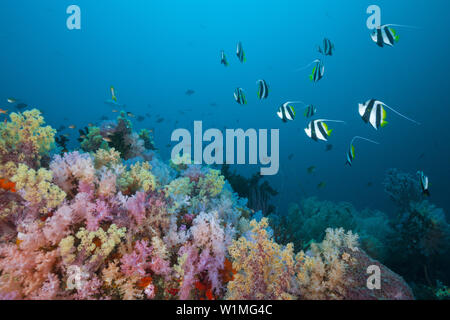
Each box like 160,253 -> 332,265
0,109 -> 416,300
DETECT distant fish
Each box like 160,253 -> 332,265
112,109 -> 118,113
221,50 -> 229,67
317,181 -> 326,189
100,116 -> 109,121
318,38 -> 334,56
236,41 -> 246,63
137,115 -> 145,122
345,136 -> 379,166
127,112 -> 135,118
358,99 -> 420,130
145,113 -> 151,118
307,166 -> 316,174
68,125 -> 76,129
110,86 -> 117,102
288,153 -> 294,160
103,137 -> 112,143
256,80 -> 269,100
417,171 -> 430,196
367,182 -> 373,187
325,143 -> 333,151
277,101 -> 303,122
185,89 -> 195,96
15,103 -> 27,110
7,98 -> 17,104
156,117 -> 164,123
304,119 -> 345,141
234,88 -> 247,105
209,102 -> 218,107
304,105 -> 317,118
0,109 -> 8,115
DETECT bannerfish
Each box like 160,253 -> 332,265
310,59 -> 325,82
318,38 -> 334,56
358,99 -> 420,130
110,86 -> 117,102
256,80 -> 269,100
234,88 -> 247,105
236,41 -> 246,63
304,105 -> 317,118
221,50 -> 229,67
345,136 -> 379,166
277,101 -> 303,122
371,25 -> 400,47
304,119 -> 345,141
417,171 -> 430,196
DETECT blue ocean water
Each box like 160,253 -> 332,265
0,0 -> 448,217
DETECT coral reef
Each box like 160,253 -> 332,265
0,110 -> 417,300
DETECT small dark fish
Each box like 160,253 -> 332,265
157,118 -> 164,123
145,113 -> 151,118
317,182 -> 326,189
367,182 -> 373,187
57,125 -> 66,132
288,154 -> 294,160
15,103 -> 27,110
307,166 -> 316,174
100,116 -> 108,121
137,116 -> 145,122
185,89 -> 195,96
325,144 -> 333,151
210,102 -> 218,107
418,152 -> 425,159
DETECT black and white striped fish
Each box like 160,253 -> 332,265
371,25 -> 400,47
277,101 -> 302,122
417,171 -> 430,196
310,59 -> 325,82
304,105 -> 317,118
345,136 -> 379,166
358,99 -> 420,130
257,80 -> 269,100
304,119 -> 345,141
236,41 -> 246,63
318,38 -> 334,56
234,88 -> 247,105
221,50 -> 229,66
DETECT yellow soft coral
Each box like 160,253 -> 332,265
118,162 -> 156,194
93,148 -> 121,170
75,224 -> 126,262
294,228 -> 359,300
164,177 -> 193,198
1,109 -> 55,157
59,235 -> 76,265
11,163 -> 66,213
197,169 -> 225,198
226,218 -> 296,300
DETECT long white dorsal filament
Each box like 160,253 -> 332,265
382,103 -> 421,125
351,136 -> 380,145
383,24 -> 420,30
293,59 -> 320,72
